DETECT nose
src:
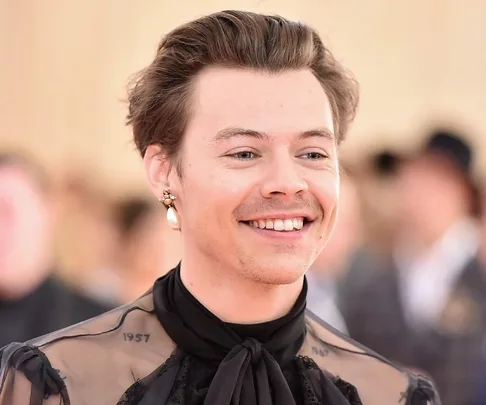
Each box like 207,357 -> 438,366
260,156 -> 308,198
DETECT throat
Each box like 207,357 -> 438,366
226,315 -> 292,341
179,260 -> 305,324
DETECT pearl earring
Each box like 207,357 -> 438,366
159,190 -> 181,230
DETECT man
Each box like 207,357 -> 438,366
343,130 -> 485,405
0,153 -> 111,348
0,11 -> 439,405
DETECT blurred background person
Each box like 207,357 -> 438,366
338,149 -> 406,310
54,177 -> 182,305
53,172 -> 121,305
341,129 -> 486,405
357,149 -> 405,258
56,191 -> 181,305
0,153 -> 112,348
473,189 -> 486,405
109,197 -> 178,303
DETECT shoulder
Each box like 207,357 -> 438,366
302,310 -> 441,405
0,293 -> 174,405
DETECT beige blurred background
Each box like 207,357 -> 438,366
3,4 -> 486,403
2,0 -> 486,196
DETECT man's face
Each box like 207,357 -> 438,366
397,153 -> 467,234
0,167 -> 52,291
150,67 -> 339,285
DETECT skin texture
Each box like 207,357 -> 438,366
144,67 -> 339,323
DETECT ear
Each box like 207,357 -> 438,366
143,145 -> 171,199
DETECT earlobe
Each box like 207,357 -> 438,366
143,145 -> 170,197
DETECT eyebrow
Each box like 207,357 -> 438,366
211,127 -> 335,144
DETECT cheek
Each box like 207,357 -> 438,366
179,168 -> 254,226
310,173 -> 339,213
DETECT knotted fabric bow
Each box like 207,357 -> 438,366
152,265 -> 306,405
7,343 -> 68,404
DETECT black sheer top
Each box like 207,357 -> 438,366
0,265 -> 440,405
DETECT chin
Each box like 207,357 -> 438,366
240,256 -> 310,286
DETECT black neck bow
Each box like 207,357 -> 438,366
149,265 -> 360,405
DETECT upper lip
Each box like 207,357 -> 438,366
242,212 -> 316,221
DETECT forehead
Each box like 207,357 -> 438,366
187,67 -> 334,139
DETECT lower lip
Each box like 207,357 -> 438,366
241,221 -> 311,241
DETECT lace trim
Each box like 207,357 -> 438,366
296,355 -> 363,405
297,355 -> 320,370
296,358 -> 321,405
334,378 -> 362,405
167,355 -> 191,405
117,351 -> 182,405
117,352 -> 366,405
117,380 -> 145,405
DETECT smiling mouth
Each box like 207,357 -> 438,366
241,217 -> 311,232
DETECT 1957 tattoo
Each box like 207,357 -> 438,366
123,333 -> 150,342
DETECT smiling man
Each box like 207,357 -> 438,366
0,10 -> 439,405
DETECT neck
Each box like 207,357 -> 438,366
179,252 -> 304,324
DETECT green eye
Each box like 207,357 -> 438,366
232,151 -> 257,160
301,152 -> 326,160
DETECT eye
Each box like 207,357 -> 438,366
300,152 -> 327,160
229,151 -> 258,160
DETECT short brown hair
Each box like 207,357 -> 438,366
127,10 -> 359,165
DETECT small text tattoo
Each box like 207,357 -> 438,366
312,346 -> 329,357
123,333 -> 151,343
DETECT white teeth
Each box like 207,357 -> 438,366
247,217 -> 305,232
273,219 -> 284,231
284,219 -> 294,231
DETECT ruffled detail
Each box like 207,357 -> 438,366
117,380 -> 145,405
0,342 -> 69,404
117,351 -> 363,405
406,374 -> 440,405
334,378 -> 362,405
295,356 -> 362,405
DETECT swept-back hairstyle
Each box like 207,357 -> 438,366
127,10 -> 359,172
